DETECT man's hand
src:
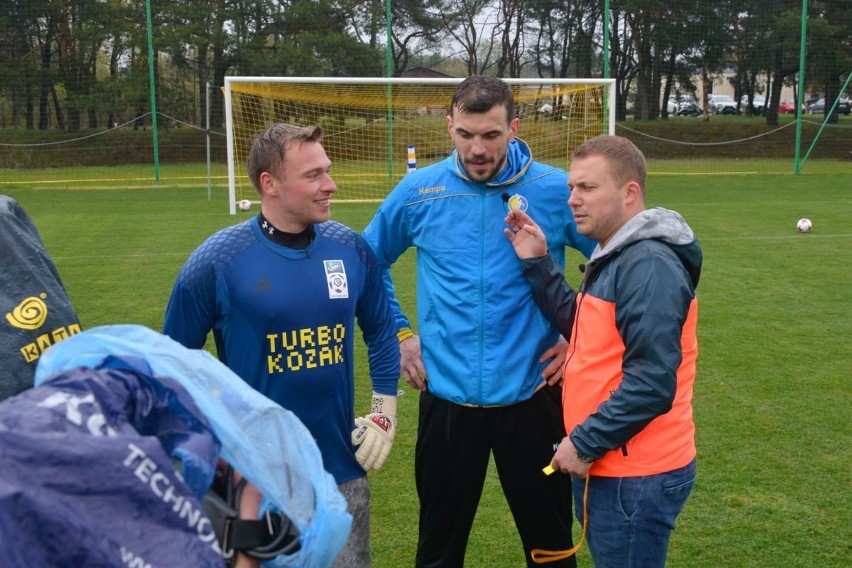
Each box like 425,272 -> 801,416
352,392 -> 397,471
503,209 -> 548,259
400,335 -> 427,390
539,337 -> 568,386
551,435 -> 594,478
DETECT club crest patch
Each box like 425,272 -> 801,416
324,260 -> 349,299
506,193 -> 528,212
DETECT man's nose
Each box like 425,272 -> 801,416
323,173 -> 338,192
471,137 -> 487,154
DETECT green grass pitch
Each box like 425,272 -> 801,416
4,166 -> 850,567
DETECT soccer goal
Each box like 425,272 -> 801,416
224,77 -> 616,214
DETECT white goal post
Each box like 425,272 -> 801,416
224,77 -> 616,215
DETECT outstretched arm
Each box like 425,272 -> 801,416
504,209 -> 577,340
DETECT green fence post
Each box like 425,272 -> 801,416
145,0 -> 161,183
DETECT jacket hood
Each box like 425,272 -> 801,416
591,207 -> 702,287
451,138 -> 533,187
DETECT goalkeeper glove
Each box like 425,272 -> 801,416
351,392 -> 397,471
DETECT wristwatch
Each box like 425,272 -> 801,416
575,449 -> 596,464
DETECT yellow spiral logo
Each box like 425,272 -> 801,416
5,293 -> 49,330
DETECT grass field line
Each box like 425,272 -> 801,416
700,233 -> 852,241
0,176 -> 229,185
0,184 -> 228,191
650,170 -> 758,175
52,252 -> 193,260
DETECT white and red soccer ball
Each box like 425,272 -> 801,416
238,199 -> 252,211
796,218 -> 812,233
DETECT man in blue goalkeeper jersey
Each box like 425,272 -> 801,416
163,124 -> 400,568
362,76 -> 596,567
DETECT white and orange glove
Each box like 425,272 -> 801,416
351,392 -> 397,471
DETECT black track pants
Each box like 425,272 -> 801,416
414,385 -> 576,567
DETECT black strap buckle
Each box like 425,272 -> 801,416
201,465 -> 301,563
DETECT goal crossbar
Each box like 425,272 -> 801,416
224,77 -> 616,214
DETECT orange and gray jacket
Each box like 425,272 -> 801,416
521,207 -> 701,477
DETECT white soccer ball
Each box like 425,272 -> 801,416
796,218 -> 812,233
238,199 -> 252,211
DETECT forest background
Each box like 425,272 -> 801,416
1,0 -> 850,134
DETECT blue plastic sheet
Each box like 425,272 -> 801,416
33,324 -> 351,568
0,358 -> 225,567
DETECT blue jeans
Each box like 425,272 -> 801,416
572,459 -> 696,568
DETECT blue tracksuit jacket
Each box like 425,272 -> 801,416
362,139 -> 595,406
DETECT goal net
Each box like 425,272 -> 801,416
224,77 -> 615,214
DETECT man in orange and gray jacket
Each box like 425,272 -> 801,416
504,134 -> 701,568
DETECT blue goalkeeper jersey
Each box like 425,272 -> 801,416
163,218 -> 400,484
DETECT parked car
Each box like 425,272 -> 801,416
807,98 -> 824,113
666,97 -> 678,114
740,95 -> 766,114
779,97 -> 804,114
708,94 -> 738,115
676,97 -> 701,116
807,97 -> 850,115
667,95 -> 701,116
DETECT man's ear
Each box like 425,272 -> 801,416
259,171 -> 277,197
624,180 -> 642,205
508,117 -> 519,142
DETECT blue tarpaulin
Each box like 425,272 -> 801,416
0,357 -> 225,567
0,324 -> 350,567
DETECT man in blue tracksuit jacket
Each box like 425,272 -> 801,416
361,76 -> 595,567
